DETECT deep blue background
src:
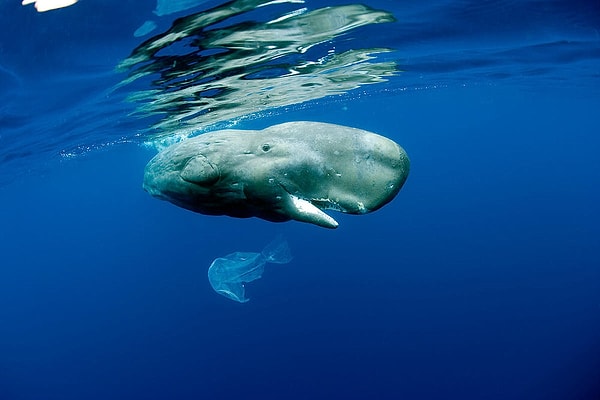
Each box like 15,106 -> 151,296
1,1 -> 600,399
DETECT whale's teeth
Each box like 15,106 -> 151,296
311,197 -> 347,213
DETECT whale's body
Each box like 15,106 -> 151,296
143,121 -> 409,228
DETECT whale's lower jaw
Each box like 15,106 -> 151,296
285,194 -> 339,229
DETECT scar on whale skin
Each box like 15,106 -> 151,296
143,121 -> 410,228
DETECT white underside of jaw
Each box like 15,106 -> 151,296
290,195 -> 339,228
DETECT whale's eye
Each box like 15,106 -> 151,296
261,143 -> 271,152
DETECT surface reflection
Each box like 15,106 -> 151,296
118,0 -> 397,140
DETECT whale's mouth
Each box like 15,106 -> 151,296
279,182 -> 349,213
311,197 -> 350,213
278,184 -> 339,229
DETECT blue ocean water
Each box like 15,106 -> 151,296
1,1 -> 599,399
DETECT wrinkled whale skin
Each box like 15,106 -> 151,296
143,121 -> 410,228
